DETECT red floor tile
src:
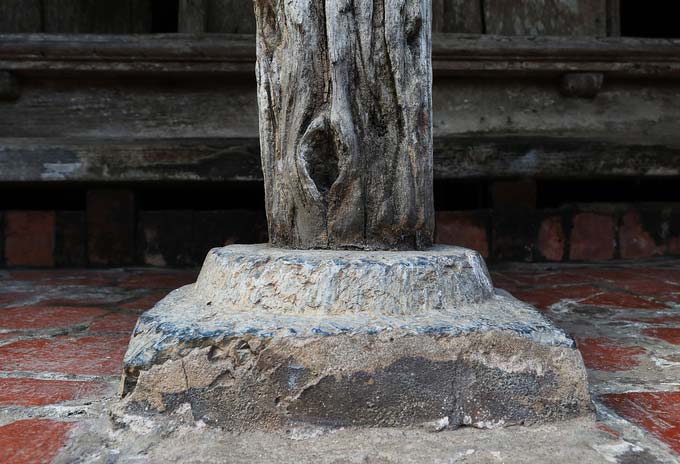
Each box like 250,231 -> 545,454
117,291 -> 169,312
491,271 -> 588,288
8,270 -> 120,287
602,392 -> 680,454
644,328 -> 680,345
509,285 -> 601,310
610,278 -> 680,296
576,337 -> 646,371
580,292 -> 668,310
0,334 -> 129,376
0,292 -> 30,308
89,313 -> 139,332
0,378 -> 109,406
659,293 -> 680,304
0,306 -> 108,331
118,271 -> 196,289
621,315 -> 680,325
637,268 -> 680,283
577,268 -> 647,282
0,419 -> 74,464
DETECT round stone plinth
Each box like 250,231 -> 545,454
194,244 -> 495,315
121,245 -> 592,430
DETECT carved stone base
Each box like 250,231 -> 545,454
121,245 -> 592,430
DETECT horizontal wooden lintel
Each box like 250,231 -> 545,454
1,34 -> 680,78
1,136 -> 678,183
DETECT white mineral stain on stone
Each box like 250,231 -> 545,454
592,441 -> 644,463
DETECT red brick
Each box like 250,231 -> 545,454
569,213 -> 615,261
0,211 -> 4,266
435,211 -> 489,257
4,211 -> 55,267
138,210 -> 195,267
87,189 -> 135,266
55,211 -> 86,267
602,392 -> 680,454
576,337 -> 646,371
667,210 -> 680,255
0,419 -> 74,464
491,212 -> 540,261
537,216 -> 565,262
580,292 -> 668,310
0,306 -> 108,331
89,312 -> 139,332
619,210 -> 663,259
644,328 -> 680,345
670,236 -> 680,255
0,378 -> 109,406
0,334 -> 129,375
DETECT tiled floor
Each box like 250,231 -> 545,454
1,261 -> 679,463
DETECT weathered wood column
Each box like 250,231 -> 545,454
254,0 -> 434,250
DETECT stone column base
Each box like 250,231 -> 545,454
121,245 -> 592,430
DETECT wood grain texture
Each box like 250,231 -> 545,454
179,0 -> 207,33
207,0 -> 255,33
432,0 -> 482,33
44,0 -> 152,33
484,0 -> 607,36
254,0 -> 434,250
0,0 -> 42,33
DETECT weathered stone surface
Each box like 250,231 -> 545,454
121,244 -> 592,429
193,244 -> 494,315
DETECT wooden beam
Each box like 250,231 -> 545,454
2,34 -> 680,78
1,136 -> 678,183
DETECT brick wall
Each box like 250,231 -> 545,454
1,201 -> 679,268
436,204 -> 680,263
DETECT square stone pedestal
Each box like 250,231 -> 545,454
120,245 -> 591,430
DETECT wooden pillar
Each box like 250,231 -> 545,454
254,0 -> 434,250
